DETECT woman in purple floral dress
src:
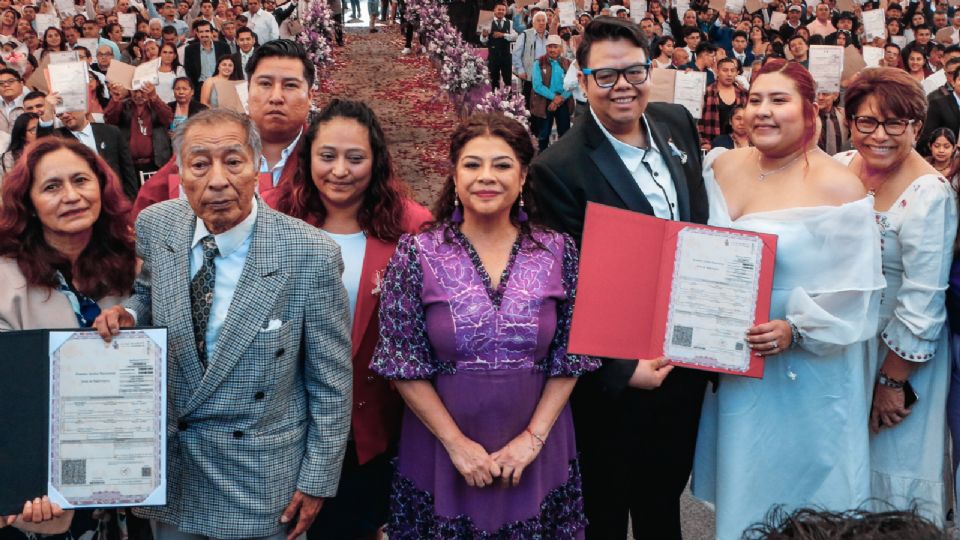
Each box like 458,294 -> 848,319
370,113 -> 599,538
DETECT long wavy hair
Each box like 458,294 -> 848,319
276,99 -> 410,242
429,113 -> 540,240
0,137 -> 135,299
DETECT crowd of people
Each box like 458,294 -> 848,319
0,0 -> 960,538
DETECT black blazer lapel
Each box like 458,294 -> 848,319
583,112 -> 656,215
646,116 -> 692,222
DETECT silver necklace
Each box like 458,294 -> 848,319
757,150 -> 803,181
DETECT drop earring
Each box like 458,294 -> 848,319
517,195 -> 528,223
452,195 -> 464,223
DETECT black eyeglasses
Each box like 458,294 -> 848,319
581,62 -> 652,88
852,115 -> 915,136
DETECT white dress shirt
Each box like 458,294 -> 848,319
71,123 -> 99,154
189,197 -> 258,360
260,129 -> 302,186
244,9 -> 279,47
590,107 -> 679,220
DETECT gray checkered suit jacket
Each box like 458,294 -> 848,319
128,198 -> 353,539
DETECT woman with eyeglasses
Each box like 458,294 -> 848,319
693,59 -> 884,539
835,67 -> 957,524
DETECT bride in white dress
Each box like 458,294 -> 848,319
691,58 -> 885,540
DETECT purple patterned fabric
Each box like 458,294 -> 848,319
369,224 -> 597,537
371,225 -> 597,378
387,460 -> 587,539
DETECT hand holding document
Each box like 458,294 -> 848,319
862,46 -> 884,67
0,329 -> 167,513
861,9 -> 886,42
476,10 -> 494,34
557,0 -> 576,26
567,203 -> 777,378
769,11 -> 786,29
119,13 -> 137,38
48,330 -> 167,508
106,59 -> 160,91
46,61 -> 88,114
808,45 -> 843,93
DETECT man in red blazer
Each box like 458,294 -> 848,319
133,39 -> 313,217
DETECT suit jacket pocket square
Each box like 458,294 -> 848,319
261,319 -> 283,331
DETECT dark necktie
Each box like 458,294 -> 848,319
190,234 -> 219,368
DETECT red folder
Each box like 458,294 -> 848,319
567,203 -> 778,378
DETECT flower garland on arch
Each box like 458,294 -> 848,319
296,0 -> 336,84
406,0 -> 530,129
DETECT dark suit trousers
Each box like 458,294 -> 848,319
573,367 -> 708,540
488,50 -> 512,89
521,80 -> 542,137
537,104 -> 570,152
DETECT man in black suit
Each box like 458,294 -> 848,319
529,17 -> 710,540
37,99 -> 139,201
231,26 -> 259,80
919,63 -> 960,153
479,2 -> 515,89
183,20 -> 232,91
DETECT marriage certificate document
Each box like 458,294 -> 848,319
567,203 -> 776,378
48,329 -> 167,508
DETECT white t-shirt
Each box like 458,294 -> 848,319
323,230 -> 367,326
156,66 -> 186,104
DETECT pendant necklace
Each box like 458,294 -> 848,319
757,150 -> 803,181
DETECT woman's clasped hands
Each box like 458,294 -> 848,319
445,430 -> 545,488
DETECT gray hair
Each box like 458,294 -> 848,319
533,11 -> 548,22
173,108 -> 262,171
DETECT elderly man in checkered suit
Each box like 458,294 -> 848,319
95,109 -> 352,540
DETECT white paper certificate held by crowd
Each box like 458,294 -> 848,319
47,328 -> 167,508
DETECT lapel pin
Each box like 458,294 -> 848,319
371,270 -> 383,296
667,139 -> 688,165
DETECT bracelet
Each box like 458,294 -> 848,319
525,427 -> 546,448
878,372 -> 906,389
787,319 -> 803,348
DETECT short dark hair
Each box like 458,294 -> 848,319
695,41 -> 717,55
193,19 -> 213,32
0,68 -> 22,81
245,38 -> 314,87
915,23 -> 931,32
742,506 -> 947,540
945,44 -> 960,56
23,90 -> 45,101
732,30 -> 748,41
173,75 -> 195,91
682,25 -> 701,39
576,16 -> 650,68
162,24 -> 177,34
236,26 -> 257,42
945,56 -> 960,72
787,33 -> 807,45
844,67 -> 927,124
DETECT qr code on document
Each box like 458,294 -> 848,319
62,459 -> 86,485
671,325 -> 694,347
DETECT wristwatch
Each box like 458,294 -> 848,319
878,372 -> 906,389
